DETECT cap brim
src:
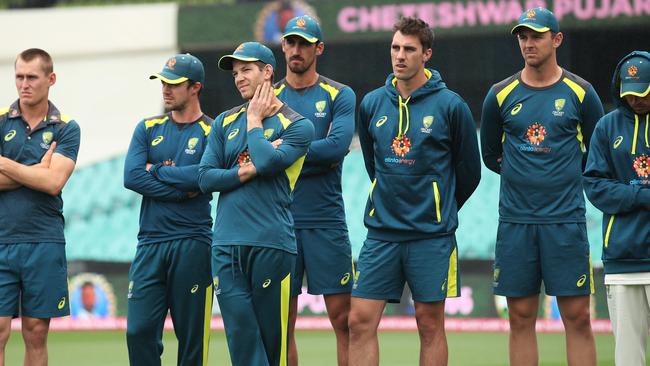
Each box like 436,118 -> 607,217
149,72 -> 188,84
282,32 -> 319,43
620,83 -> 650,98
218,55 -> 261,71
511,23 -> 551,34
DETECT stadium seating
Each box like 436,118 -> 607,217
62,147 -> 605,263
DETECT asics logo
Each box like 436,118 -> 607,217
151,136 -> 164,146
340,273 -> 350,286
191,284 -> 199,294
228,129 -> 240,140
58,297 -> 66,310
4,130 -> 16,141
262,279 -> 271,288
511,103 -> 523,116
576,274 -> 587,287
375,116 -> 388,127
613,136 -> 623,149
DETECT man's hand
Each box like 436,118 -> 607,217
37,142 -> 56,168
247,82 -> 275,131
270,139 -> 283,149
146,163 -> 153,171
238,163 -> 257,183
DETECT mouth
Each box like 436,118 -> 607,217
394,63 -> 407,71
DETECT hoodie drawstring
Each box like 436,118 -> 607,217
632,114 -> 639,155
645,114 -> 649,148
397,95 -> 411,137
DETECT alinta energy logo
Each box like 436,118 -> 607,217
519,122 -> 551,153
385,135 -> 416,166
238,149 -> 252,166
631,155 -> 650,185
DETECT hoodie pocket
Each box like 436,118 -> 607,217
433,181 -> 441,223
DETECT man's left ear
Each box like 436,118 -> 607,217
264,64 -> 274,81
316,42 -> 325,56
49,72 -> 57,87
423,48 -> 432,63
553,32 -> 564,48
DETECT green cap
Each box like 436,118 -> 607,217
218,42 -> 276,71
511,8 -> 559,34
149,54 -> 204,84
620,56 -> 650,98
283,15 -> 322,43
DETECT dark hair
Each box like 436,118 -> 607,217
188,80 -> 203,97
393,17 -> 434,51
16,48 -> 53,74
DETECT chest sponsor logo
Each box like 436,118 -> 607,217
40,131 -> 53,149
228,128 -> 240,140
519,122 -> 551,153
238,149 -> 252,166
391,135 -> 412,157
375,116 -> 388,127
185,137 -> 199,155
264,129 -> 274,139
151,135 -> 164,146
421,116 -> 434,133
613,136 -> 623,149
631,155 -> 650,185
552,99 -> 565,117
511,103 -> 523,116
4,130 -> 16,141
314,100 -> 327,118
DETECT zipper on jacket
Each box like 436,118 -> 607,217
368,178 -> 377,217
433,181 -> 441,223
604,215 -> 615,248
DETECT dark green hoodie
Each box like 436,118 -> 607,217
358,69 -> 481,242
584,51 -> 650,274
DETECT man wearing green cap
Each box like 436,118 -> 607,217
199,42 -> 314,366
124,53 -> 214,366
480,7 -> 604,365
0,48 -> 80,366
275,15 -> 356,366
584,51 -> 650,366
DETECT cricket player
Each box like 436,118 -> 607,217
124,54 -> 214,366
198,42 -> 314,366
0,48 -> 80,366
275,15 -> 356,366
584,50 -> 650,366
349,17 -> 481,365
480,8 -> 604,366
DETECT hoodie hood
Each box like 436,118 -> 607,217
611,51 -> 650,113
383,68 -> 447,102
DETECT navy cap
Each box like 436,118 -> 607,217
218,42 -> 276,71
511,8 -> 560,34
282,15 -> 322,43
620,56 -> 650,98
149,54 -> 204,84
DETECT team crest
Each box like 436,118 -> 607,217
235,43 -> 246,53
391,135 -> 412,157
526,9 -> 536,18
553,99 -> 565,116
167,57 -> 176,70
296,17 -> 307,28
185,137 -> 199,155
628,65 -> 638,77
40,131 -> 53,149
238,149 -> 252,166
315,100 -> 327,118
526,122 -> 546,145
264,128 -> 274,139
421,116 -> 434,133
633,155 -> 650,178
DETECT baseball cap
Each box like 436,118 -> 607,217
282,15 -> 322,43
511,8 -> 560,34
620,56 -> 650,97
149,54 -> 204,84
218,42 -> 277,71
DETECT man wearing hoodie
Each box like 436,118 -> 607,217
584,50 -> 650,366
350,17 -> 481,365
481,8 -> 604,366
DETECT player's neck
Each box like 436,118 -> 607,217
285,69 -> 319,90
521,61 -> 563,88
395,69 -> 428,99
19,99 -> 49,128
171,102 -> 203,124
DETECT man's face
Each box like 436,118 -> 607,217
81,285 -> 96,312
624,93 -> 650,115
282,36 -> 322,74
390,31 -> 431,82
161,80 -> 196,112
516,28 -> 562,68
15,57 -> 55,108
232,60 -> 268,100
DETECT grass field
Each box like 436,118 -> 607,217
5,330 -> 647,365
